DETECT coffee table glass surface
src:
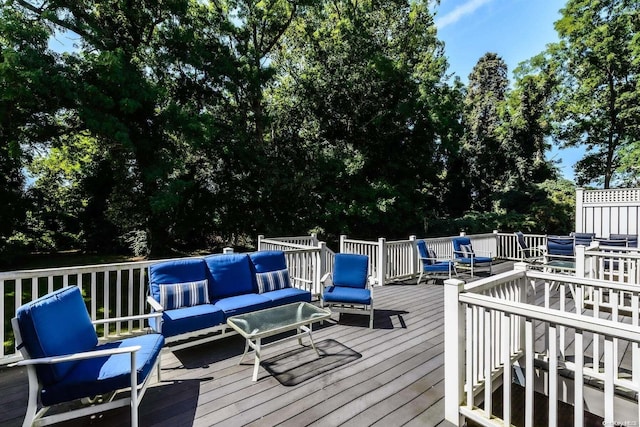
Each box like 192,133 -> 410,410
226,302 -> 332,381
226,302 -> 330,338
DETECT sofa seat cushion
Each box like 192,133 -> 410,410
205,254 -> 255,300
149,304 -> 225,338
212,294 -> 272,317
322,286 -> 371,305
262,288 -> 311,305
41,333 -> 164,407
455,256 -> 492,265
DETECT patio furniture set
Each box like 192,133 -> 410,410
9,251 -> 374,427
515,231 -> 639,274
416,237 -> 493,284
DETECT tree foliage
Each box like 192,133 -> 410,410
0,0 -> 577,261
529,0 -> 640,187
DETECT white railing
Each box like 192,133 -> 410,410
0,245 -> 326,364
257,234 -> 319,248
0,260 -> 162,363
445,265 -> 640,426
496,232 -> 547,261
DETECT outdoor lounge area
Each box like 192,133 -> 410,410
3,188 -> 640,426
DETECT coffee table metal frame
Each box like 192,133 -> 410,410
226,302 -> 332,381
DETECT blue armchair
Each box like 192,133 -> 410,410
546,235 -> 575,262
321,253 -> 374,329
10,286 -> 164,427
416,240 -> 456,284
452,237 -> 492,277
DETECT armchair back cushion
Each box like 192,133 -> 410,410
547,236 -> 575,257
333,253 -> 369,288
452,237 -> 474,259
205,254 -> 255,299
16,286 -> 98,386
571,232 -> 595,247
149,258 -> 209,304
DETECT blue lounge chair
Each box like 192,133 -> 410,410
514,231 -> 545,263
546,235 -> 575,262
452,237 -> 492,277
10,286 -> 164,427
321,253 -> 374,329
416,240 -> 456,284
570,232 -> 596,247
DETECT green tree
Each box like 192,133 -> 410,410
268,0 -> 453,237
543,0 -> 640,187
461,53 -> 510,212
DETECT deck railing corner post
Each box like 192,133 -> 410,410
444,278 -> 465,426
409,235 -> 417,276
378,237 -> 386,286
257,235 -> 264,251
575,244 -> 586,279
340,235 -> 347,253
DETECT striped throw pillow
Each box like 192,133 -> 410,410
426,247 -> 438,265
460,244 -> 474,257
256,269 -> 291,293
159,279 -> 209,310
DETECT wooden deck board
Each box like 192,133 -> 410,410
1,262 -> 637,426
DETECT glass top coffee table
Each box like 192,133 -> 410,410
226,302 -> 331,381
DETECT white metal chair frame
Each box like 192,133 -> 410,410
10,312 -> 162,427
320,272 -> 375,329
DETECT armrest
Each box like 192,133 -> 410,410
146,295 -> 164,312
9,345 -> 141,367
92,311 -> 162,325
320,272 -> 332,284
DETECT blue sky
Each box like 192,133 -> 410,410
433,0 -> 582,181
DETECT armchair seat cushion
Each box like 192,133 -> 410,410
150,304 -> 225,338
424,261 -> 454,272
262,288 -> 312,305
41,333 -> 164,407
455,256 -> 492,265
212,293 -> 272,317
323,286 -> 371,305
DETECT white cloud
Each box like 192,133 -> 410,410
435,0 -> 495,29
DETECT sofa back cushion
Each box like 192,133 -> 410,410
16,286 -> 98,386
205,254 -> 255,300
249,250 -> 287,273
149,258 -> 209,304
159,280 -> 209,309
256,269 -> 291,293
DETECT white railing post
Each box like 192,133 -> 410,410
444,278 -> 466,426
223,247 -> 234,254
378,237 -> 386,286
409,235 -> 417,276
317,241 -> 327,295
340,235 -> 347,253
310,233 -> 318,246
575,187 -> 584,233
257,235 -> 264,251
575,244 -> 586,279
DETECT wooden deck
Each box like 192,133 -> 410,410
0,261 -> 535,427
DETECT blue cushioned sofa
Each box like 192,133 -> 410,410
147,250 -> 311,349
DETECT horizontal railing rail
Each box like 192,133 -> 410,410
445,265 -> 640,426
1,245 -> 324,364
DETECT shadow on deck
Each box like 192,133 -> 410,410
0,261 -> 515,427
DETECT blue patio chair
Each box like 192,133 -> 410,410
609,233 -> 638,248
545,235 -> 575,262
416,240 -> 456,284
321,253 -> 374,329
514,231 -> 544,263
570,232 -> 596,247
452,237 -> 493,277
10,286 -> 164,427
